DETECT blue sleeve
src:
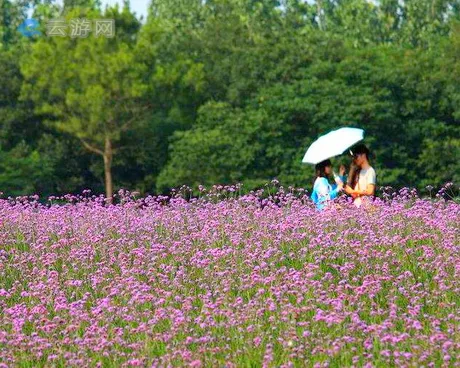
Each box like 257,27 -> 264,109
311,188 -> 318,203
312,178 -> 332,206
329,186 -> 339,200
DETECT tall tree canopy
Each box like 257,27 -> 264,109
20,4 -> 148,200
0,0 -> 459,198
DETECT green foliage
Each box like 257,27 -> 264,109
0,142 -> 47,196
0,0 -> 26,48
20,6 -> 145,145
156,102 -> 262,192
19,4 -> 149,198
1,0 -> 460,196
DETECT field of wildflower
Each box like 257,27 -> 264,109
0,184 -> 459,368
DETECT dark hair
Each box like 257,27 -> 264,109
350,143 -> 371,161
348,144 -> 372,189
348,163 -> 361,189
315,159 -> 332,179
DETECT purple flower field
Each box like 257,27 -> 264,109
0,185 -> 459,367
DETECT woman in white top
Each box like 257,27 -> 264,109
344,144 -> 376,207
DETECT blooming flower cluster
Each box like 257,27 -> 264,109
0,187 -> 458,367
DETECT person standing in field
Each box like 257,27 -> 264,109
311,159 -> 344,210
344,144 -> 376,207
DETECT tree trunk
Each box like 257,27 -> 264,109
317,0 -> 323,31
103,136 -> 113,203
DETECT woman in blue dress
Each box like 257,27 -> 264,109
311,159 -> 344,210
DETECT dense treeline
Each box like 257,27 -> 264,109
0,0 -> 459,198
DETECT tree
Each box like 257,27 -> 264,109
20,4 -> 149,201
158,40 -> 460,192
156,102 -> 267,192
0,0 -> 458,197
413,21 -> 460,187
1,0 -> 27,48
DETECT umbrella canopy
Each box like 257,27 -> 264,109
302,127 -> 364,164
